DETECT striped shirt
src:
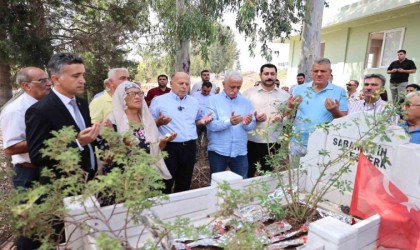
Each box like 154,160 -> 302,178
348,98 -> 388,114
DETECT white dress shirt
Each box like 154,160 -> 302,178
243,85 -> 290,143
0,92 -> 37,164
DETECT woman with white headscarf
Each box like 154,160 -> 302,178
104,81 -> 175,180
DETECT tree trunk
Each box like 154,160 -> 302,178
175,0 -> 190,73
175,40 -> 190,73
0,64 -> 12,108
298,0 -> 324,82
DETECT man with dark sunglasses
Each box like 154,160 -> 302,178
346,80 -> 359,102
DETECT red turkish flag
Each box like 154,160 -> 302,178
350,153 -> 420,249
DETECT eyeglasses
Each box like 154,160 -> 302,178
404,103 -> 420,108
126,91 -> 144,97
346,84 -> 356,87
119,76 -> 130,81
29,78 -> 51,85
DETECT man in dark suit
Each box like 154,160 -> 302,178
25,53 -> 100,183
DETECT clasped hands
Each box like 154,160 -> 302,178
287,95 -> 340,114
390,68 -> 404,73
230,112 -> 253,125
254,111 -> 284,123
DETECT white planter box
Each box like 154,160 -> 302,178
63,113 -> 420,249
63,171 -> 280,249
63,171 -> 380,250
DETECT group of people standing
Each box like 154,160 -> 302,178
0,50 -> 419,248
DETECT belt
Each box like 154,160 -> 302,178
15,162 -> 37,168
168,139 -> 196,146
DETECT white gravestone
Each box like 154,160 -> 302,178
301,112 -> 409,205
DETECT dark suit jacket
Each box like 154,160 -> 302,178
25,91 -> 96,182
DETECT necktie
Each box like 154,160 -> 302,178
69,99 -> 96,170
69,99 -> 86,130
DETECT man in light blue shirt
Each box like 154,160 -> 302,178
206,71 -> 256,178
192,81 -> 213,139
400,91 -> 420,144
150,72 -> 212,193
289,58 -> 348,157
192,81 -> 213,117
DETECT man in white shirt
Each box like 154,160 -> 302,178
1,67 -> 52,188
190,69 -> 220,94
243,63 -> 290,177
0,66 -> 51,249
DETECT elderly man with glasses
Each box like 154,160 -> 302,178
1,67 -> 52,189
0,67 -> 51,249
400,91 -> 420,144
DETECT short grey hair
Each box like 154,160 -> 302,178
47,53 -> 84,76
224,71 -> 243,82
313,58 -> 331,69
16,68 -> 32,85
103,78 -> 109,88
364,73 -> 386,87
406,91 -> 420,99
108,68 -> 129,80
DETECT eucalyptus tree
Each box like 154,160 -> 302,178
147,0 -> 307,74
233,0 -> 305,61
190,26 -> 239,76
148,0 -> 232,73
298,0 -> 325,82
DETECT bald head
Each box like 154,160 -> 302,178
170,72 -> 190,98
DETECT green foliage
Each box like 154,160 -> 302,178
234,0 -> 306,61
135,49 -> 174,83
145,0 -> 229,73
1,0 -> 148,98
96,232 -> 124,250
0,1 -> 53,67
216,180 -> 269,218
246,97 -> 405,223
1,126 -> 169,248
261,195 -> 288,221
190,26 -> 239,75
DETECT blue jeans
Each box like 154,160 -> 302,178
208,151 -> 248,179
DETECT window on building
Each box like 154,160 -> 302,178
365,28 -> 405,68
320,42 -> 325,58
